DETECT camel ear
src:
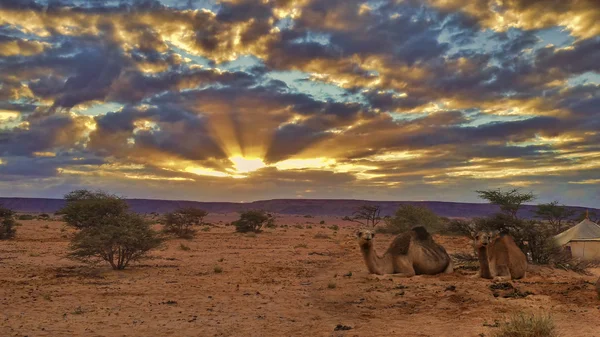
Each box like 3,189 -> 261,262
357,231 -> 363,238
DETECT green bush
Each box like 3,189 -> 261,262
17,214 -> 35,221
493,312 -> 557,337
0,205 -> 18,240
378,204 -> 441,234
68,212 -> 163,270
233,210 -> 273,233
163,207 -> 208,238
58,190 -> 129,229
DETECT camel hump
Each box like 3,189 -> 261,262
411,226 -> 431,241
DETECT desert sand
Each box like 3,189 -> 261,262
1,215 -> 599,337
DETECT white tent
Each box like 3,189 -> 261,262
554,216 -> 600,261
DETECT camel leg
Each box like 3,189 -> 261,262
443,260 -> 454,274
493,264 -> 511,281
392,257 -> 416,277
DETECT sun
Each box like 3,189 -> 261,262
228,156 -> 266,174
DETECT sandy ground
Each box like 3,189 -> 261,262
1,216 -> 599,337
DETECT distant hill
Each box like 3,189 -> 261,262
0,197 -> 597,219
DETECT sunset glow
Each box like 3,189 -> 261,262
0,0 -> 599,206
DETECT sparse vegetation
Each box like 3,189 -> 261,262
378,204 -> 441,234
163,207 -> 208,238
233,210 -> 273,233
58,190 -> 129,229
314,232 -> 330,239
0,205 -> 18,240
179,243 -> 191,251
492,312 -> 557,337
327,282 -> 336,289
476,188 -> 535,220
348,204 -> 382,228
68,211 -> 164,270
214,266 -> 223,273
328,224 -> 339,231
294,243 -> 308,249
17,214 -> 35,220
534,201 -> 575,233
38,213 -> 50,220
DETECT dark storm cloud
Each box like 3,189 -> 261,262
264,123 -> 330,163
535,37 -> 600,74
0,113 -> 90,156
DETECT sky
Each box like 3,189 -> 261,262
0,0 -> 599,207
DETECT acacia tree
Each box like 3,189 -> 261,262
233,210 -> 273,233
163,207 -> 209,238
58,189 -> 129,229
476,188 -> 536,219
534,201 -> 576,234
69,212 -> 163,270
60,189 -> 163,270
349,205 -> 382,228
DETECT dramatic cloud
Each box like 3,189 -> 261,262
0,0 -> 599,207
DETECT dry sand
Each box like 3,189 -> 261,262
1,216 -> 599,337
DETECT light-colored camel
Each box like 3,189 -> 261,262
356,226 -> 453,277
472,230 -> 527,281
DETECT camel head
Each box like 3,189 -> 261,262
356,229 -> 375,248
472,230 -> 498,249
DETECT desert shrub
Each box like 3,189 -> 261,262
163,207 -> 208,238
233,210 -> 273,233
441,218 -> 476,237
68,212 -> 163,270
38,213 -> 50,220
319,220 -> 325,224
179,243 -> 191,251
0,205 -> 18,240
214,266 -> 223,273
328,224 -> 339,231
314,232 -> 330,239
378,204 -> 441,235
492,312 -> 557,337
58,190 -> 129,229
17,214 -> 35,221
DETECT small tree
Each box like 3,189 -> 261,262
163,207 -> 208,238
233,210 -> 273,233
378,204 -> 441,234
534,201 -> 575,234
58,189 -> 129,229
68,212 -> 163,270
0,205 -> 18,240
476,188 -> 535,219
349,205 -> 382,228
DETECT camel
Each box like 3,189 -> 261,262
595,277 -> 600,300
472,230 -> 527,280
356,226 -> 453,277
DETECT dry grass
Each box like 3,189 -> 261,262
493,312 -> 557,337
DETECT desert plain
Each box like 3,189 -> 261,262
1,214 -> 599,337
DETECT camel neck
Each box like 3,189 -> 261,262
478,246 -> 492,279
361,245 -> 382,275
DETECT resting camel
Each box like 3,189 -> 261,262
356,226 -> 453,277
472,230 -> 527,280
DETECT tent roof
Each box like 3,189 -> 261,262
554,218 -> 600,246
